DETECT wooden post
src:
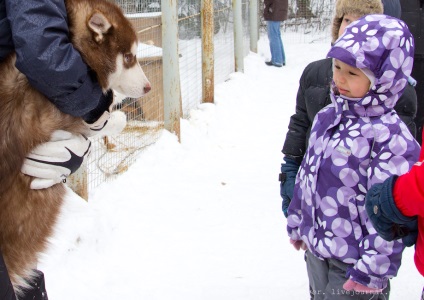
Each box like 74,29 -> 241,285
202,0 -> 215,103
161,0 -> 182,140
249,0 -> 259,53
233,0 -> 244,72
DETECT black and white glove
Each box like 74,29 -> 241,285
21,130 -> 91,189
82,90 -> 127,137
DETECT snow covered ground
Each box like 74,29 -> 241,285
39,36 -> 424,299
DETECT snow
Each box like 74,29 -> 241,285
137,43 -> 163,58
126,12 -> 162,18
39,36 -> 424,299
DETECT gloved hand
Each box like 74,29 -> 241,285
82,90 -> 127,137
290,238 -> 307,251
84,110 -> 127,137
365,176 -> 418,246
21,130 -> 91,189
280,156 -> 301,217
343,279 -> 382,294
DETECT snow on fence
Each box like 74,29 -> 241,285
67,0 -> 333,199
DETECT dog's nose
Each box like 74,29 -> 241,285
144,83 -> 151,94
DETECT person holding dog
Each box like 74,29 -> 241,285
279,0 -> 417,218
287,14 -> 420,298
0,0 -> 120,298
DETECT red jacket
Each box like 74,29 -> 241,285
394,131 -> 424,276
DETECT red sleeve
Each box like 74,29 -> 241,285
394,142 -> 424,217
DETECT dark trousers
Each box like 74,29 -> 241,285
305,250 -> 390,300
0,252 -> 16,300
0,251 -> 48,300
22,270 -> 48,300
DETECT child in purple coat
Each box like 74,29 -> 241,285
287,14 -> 420,299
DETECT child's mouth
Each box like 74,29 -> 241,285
338,87 -> 348,95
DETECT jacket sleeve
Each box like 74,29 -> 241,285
281,64 -> 311,162
5,0 -> 103,117
350,130 -> 420,289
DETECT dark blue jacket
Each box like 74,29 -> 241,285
0,0 -> 109,119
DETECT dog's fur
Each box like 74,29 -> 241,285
0,0 -> 150,296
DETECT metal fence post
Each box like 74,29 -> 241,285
233,0 -> 244,72
202,0 -> 214,103
249,0 -> 259,53
66,162 -> 88,200
161,0 -> 182,140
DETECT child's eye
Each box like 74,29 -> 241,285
349,71 -> 358,76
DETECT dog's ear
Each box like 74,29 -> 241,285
88,11 -> 112,43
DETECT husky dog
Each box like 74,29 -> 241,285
0,0 -> 150,295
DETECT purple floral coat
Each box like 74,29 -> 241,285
287,14 -> 420,289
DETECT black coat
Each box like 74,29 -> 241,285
382,0 -> 401,18
282,58 -> 418,162
263,0 -> 288,22
401,0 -> 424,143
401,0 -> 424,56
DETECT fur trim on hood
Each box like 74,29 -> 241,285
331,0 -> 384,43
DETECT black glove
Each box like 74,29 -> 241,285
82,90 -> 114,125
279,156 -> 300,217
365,176 -> 418,246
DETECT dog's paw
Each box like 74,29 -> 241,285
98,111 -> 127,137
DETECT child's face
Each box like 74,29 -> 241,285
338,14 -> 360,38
333,59 -> 371,98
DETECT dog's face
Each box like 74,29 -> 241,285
67,0 -> 151,100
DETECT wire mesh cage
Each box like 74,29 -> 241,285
85,0 -> 165,191
77,0 -> 332,196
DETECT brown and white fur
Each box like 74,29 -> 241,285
0,0 -> 150,296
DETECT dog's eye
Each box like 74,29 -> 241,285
124,53 -> 134,64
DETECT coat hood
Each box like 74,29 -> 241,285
327,14 -> 414,113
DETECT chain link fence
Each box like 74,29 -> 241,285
72,0 -> 333,197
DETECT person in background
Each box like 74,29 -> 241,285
402,0 -> 424,144
287,14 -> 420,298
0,0 -> 118,298
279,0 -> 417,218
264,0 -> 288,67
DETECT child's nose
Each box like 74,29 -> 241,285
335,75 -> 345,84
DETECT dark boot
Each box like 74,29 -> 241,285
21,270 -> 48,300
0,252 -> 16,300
